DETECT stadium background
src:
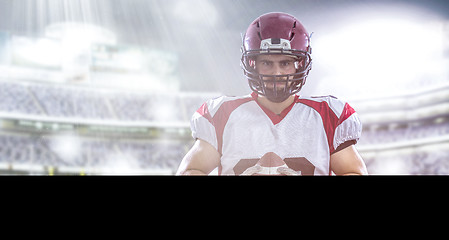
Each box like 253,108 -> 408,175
0,0 -> 447,175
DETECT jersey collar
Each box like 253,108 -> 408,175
251,92 -> 299,125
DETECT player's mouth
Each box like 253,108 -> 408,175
263,85 -> 291,103
264,82 -> 289,90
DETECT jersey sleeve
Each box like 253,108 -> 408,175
190,101 -> 218,151
332,102 -> 362,152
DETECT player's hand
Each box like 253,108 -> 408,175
276,167 -> 301,175
240,165 -> 302,175
240,165 -> 263,175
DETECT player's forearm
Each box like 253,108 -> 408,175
177,169 -> 208,175
341,172 -> 364,175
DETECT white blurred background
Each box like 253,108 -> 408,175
0,0 -> 447,174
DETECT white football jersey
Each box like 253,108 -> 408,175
191,92 -> 362,175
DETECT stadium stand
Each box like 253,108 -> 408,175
0,81 -> 449,174
0,78 -> 447,174
353,83 -> 449,174
0,79 -> 220,174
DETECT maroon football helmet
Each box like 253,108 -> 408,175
241,12 -> 312,103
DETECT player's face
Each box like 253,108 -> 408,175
255,54 -> 297,90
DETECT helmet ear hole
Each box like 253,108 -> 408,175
248,58 -> 256,71
249,59 -> 256,69
294,59 -> 305,70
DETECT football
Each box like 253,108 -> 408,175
241,152 -> 301,175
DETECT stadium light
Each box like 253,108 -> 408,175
312,5 -> 448,99
11,36 -> 63,68
45,22 -> 117,64
102,152 -> 141,175
45,22 -> 116,46
48,133 -> 81,162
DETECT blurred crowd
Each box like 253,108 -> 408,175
0,80 -> 213,122
0,80 -> 448,174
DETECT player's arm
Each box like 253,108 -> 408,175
176,139 -> 221,175
330,145 -> 368,175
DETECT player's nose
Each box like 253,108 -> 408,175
273,64 -> 283,75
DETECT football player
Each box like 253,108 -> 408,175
177,12 -> 368,175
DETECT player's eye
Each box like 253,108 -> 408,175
260,60 -> 272,66
280,60 -> 296,68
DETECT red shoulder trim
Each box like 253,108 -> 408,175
196,96 -> 253,157
297,99 -> 357,155
297,99 -> 339,154
196,102 -> 213,124
337,103 -> 356,126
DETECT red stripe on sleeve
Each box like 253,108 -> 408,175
196,97 -> 253,155
297,99 -> 339,154
196,102 -> 213,125
337,103 -> 356,126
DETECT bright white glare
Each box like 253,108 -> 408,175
46,22 -> 117,67
45,22 -> 116,46
172,0 -> 218,27
379,157 -> 409,174
102,152 -> 141,175
49,133 -> 81,161
313,14 -> 447,99
117,50 -> 144,71
151,100 -> 177,122
12,37 -> 62,67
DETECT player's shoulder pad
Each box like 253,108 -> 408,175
300,95 -> 349,117
203,94 -> 252,117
